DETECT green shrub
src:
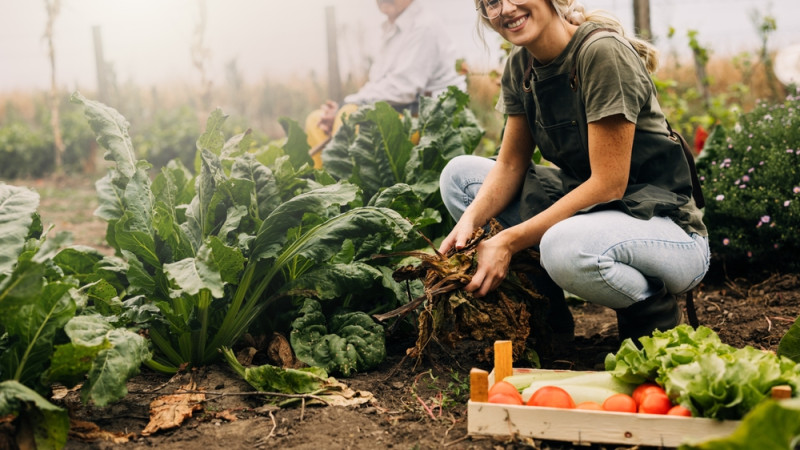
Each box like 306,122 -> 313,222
0,121 -> 53,178
131,105 -> 201,170
697,88 -> 800,272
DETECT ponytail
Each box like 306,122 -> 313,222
551,0 -> 659,73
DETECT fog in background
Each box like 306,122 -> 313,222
1,0 -> 798,92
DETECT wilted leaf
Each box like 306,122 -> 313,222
141,382 -> 205,436
69,418 -> 135,444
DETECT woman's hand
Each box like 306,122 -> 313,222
464,232 -> 513,297
438,214 -> 481,255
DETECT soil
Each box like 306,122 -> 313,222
12,175 -> 800,450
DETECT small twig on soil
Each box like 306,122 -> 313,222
765,315 -> 773,332
415,394 -> 436,420
771,316 -> 796,323
139,371 -> 185,394
380,354 -> 409,383
266,411 -> 277,441
443,435 -> 471,447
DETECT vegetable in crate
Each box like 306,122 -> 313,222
375,219 -> 555,362
605,324 -> 800,420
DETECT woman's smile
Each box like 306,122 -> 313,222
504,15 -> 528,29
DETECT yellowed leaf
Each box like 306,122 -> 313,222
69,419 -> 135,444
141,382 -> 205,436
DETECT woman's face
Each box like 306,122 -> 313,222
484,0 -> 559,47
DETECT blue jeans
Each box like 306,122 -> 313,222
440,155 -> 710,309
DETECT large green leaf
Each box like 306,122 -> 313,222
0,282 -> 75,390
350,103 -> 413,195
0,380 -> 70,450
164,246 -> 225,299
278,117 -> 313,170
230,154 -> 281,222
250,183 -> 359,261
81,327 -> 151,406
274,207 -> 412,268
0,184 -> 39,275
196,108 -> 228,156
71,92 -> 137,184
778,316 -> 800,363
221,347 -> 328,394
679,398 -> 800,449
281,262 -> 383,301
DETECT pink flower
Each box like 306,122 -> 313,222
794,187 -> 800,194
723,238 -> 730,246
715,194 -> 725,201
785,200 -> 792,207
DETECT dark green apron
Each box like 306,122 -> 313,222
516,32 -> 695,222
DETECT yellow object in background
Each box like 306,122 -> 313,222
305,103 -> 420,169
305,103 -> 359,169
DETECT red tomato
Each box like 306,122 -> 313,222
575,401 -> 603,410
667,405 -> 693,417
488,392 -> 524,405
488,381 -> 522,403
632,382 -> 666,406
638,392 -> 672,414
602,393 -> 637,413
526,386 -> 576,409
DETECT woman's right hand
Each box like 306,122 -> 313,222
438,215 -> 481,255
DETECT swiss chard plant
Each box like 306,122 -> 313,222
0,183 -> 150,449
71,92 -> 414,374
323,87 -> 484,243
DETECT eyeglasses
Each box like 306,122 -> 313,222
476,0 -> 526,20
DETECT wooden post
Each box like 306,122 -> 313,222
44,0 -> 64,174
470,368 -> 489,402
325,6 -> 342,103
493,340 -> 513,383
92,26 -> 109,103
632,0 -> 652,41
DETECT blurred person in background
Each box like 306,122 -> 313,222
438,0 -> 709,343
306,0 -> 467,167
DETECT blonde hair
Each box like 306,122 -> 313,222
474,0 -> 659,73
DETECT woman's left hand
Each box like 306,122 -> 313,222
464,232 -> 513,297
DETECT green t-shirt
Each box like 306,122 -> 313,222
496,22 -> 707,236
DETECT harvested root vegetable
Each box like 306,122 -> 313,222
374,219 -> 554,363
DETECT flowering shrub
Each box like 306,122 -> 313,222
697,89 -> 800,271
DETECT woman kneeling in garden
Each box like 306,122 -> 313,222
438,0 -> 709,341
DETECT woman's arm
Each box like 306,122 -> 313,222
438,114 -> 534,253
464,113 -> 635,297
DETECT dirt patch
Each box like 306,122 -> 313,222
9,176 -> 800,449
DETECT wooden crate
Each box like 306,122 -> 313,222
467,341 -> 743,448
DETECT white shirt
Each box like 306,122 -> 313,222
343,0 -> 467,106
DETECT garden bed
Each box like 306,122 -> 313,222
14,176 -> 800,449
